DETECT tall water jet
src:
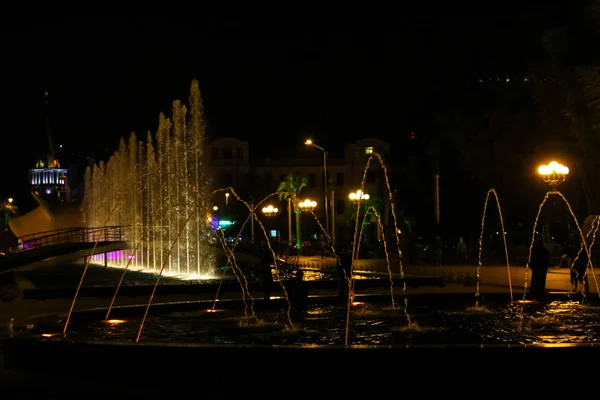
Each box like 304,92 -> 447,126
344,151 -> 409,346
475,188 -> 513,307
82,80 -> 215,278
520,190 -> 600,322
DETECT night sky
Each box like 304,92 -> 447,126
0,10 -> 569,204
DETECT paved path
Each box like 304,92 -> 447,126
0,257 -> 596,327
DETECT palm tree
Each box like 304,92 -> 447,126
277,174 -> 308,249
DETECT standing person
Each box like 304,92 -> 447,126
336,245 -> 352,298
529,236 -> 551,300
457,237 -> 468,265
434,236 -> 444,266
570,247 -> 590,293
258,242 -> 273,301
319,233 -> 326,259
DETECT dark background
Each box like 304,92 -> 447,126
1,6 -> 597,246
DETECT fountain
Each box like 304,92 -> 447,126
82,80 -> 215,279
475,188 -> 513,307
4,84 -> 600,395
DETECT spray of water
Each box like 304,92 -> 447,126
136,207 -> 199,342
475,188 -> 513,308
344,152 -> 409,346
106,201 -> 184,320
569,215 -> 600,298
520,191 -> 599,323
225,189 -> 294,328
64,167 -> 171,335
356,206 -> 396,308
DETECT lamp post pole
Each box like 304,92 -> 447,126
537,161 -> 570,250
305,139 -> 329,244
323,150 -> 329,243
288,197 -> 292,247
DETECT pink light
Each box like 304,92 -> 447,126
127,254 -> 136,259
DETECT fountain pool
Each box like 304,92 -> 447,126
17,293 -> 600,346
4,292 -> 600,396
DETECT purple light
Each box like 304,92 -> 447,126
127,254 -> 136,259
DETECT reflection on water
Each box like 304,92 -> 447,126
31,299 -> 600,346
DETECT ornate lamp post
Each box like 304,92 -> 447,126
538,161 -> 569,189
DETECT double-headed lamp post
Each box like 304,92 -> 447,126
538,161 -> 569,189
304,139 -> 329,243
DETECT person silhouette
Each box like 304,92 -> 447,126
258,242 -> 273,301
529,236 -> 550,300
336,245 -> 352,298
457,237 -> 467,265
570,247 -> 590,293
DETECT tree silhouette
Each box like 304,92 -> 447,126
277,173 -> 307,249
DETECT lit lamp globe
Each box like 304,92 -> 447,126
298,199 -> 317,212
262,205 -> 279,216
538,161 -> 569,188
349,190 -> 369,202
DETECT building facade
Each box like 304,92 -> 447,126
206,137 -> 394,246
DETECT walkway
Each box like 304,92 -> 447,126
0,256 -> 594,327
0,226 -> 129,272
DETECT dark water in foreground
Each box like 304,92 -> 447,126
24,297 -> 600,346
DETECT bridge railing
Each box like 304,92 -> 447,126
15,226 -> 129,252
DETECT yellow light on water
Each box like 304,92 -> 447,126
103,319 -> 126,325
512,300 -> 537,304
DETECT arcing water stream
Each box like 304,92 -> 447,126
476,188 -> 513,307
520,191 -> 600,322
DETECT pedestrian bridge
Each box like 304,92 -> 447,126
0,226 -> 130,272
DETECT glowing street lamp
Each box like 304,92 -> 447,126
538,161 -> 569,189
299,199 -> 317,212
225,192 -> 230,206
348,190 -> 369,202
262,205 -> 279,217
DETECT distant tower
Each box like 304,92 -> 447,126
29,89 -> 69,203
44,88 -> 57,167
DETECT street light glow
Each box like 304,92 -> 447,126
537,161 -> 569,188
7,198 -> 13,204
349,190 -> 369,201
262,205 -> 279,216
299,199 -> 317,211
538,161 -> 569,175
305,139 -> 313,145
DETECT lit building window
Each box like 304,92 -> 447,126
365,146 -> 373,155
